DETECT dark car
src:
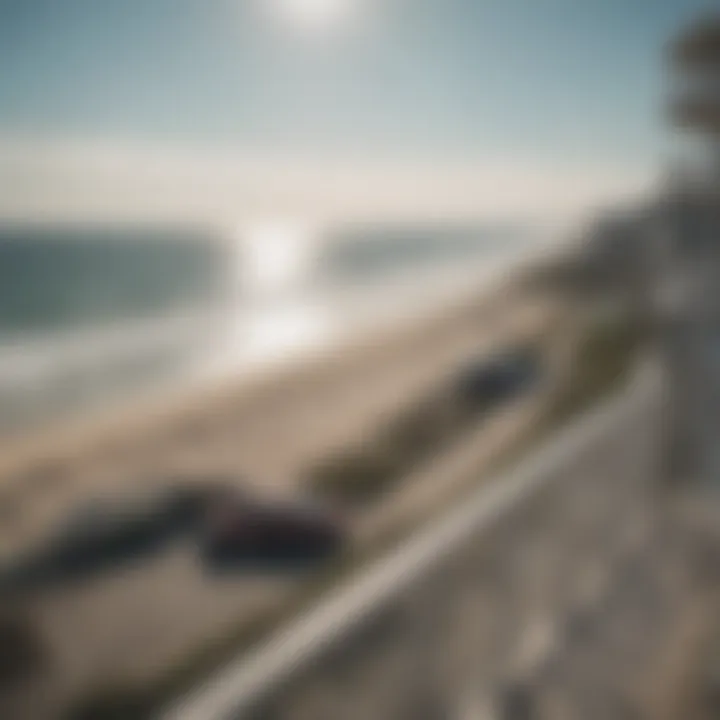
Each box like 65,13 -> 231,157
199,493 -> 347,572
1,480 -> 233,592
454,345 -> 541,411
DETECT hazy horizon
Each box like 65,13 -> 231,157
0,0 -> 707,226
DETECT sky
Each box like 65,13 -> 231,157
0,0 -> 713,224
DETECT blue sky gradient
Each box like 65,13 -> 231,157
0,0 -> 713,223
0,0 -> 710,163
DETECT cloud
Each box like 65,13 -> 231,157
0,134 -> 654,227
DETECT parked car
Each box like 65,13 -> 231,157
454,345 -> 541,411
199,492 -> 347,572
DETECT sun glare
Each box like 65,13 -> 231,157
272,0 -> 355,33
241,221 -> 311,297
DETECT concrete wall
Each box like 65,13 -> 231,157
245,382 -> 657,719
170,366 -> 662,720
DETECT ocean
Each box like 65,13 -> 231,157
0,221 -> 543,437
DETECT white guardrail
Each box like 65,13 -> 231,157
162,360 -> 658,720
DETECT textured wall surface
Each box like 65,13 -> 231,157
231,377 -> 674,720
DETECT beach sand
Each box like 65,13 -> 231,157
0,266 -> 561,720
1,261 -> 554,550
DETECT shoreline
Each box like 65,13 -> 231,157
0,246 -> 552,493
0,247 -> 568,720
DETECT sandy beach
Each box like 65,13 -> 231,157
0,261 -> 561,720
0,255 -> 555,553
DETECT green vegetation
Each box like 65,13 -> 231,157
546,310 -> 643,426
306,395 -> 457,507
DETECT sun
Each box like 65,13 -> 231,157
272,0 -> 355,33
240,221 -> 312,297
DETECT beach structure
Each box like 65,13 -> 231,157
654,15 -> 720,485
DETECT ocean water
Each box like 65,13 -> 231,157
0,222 -> 541,436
